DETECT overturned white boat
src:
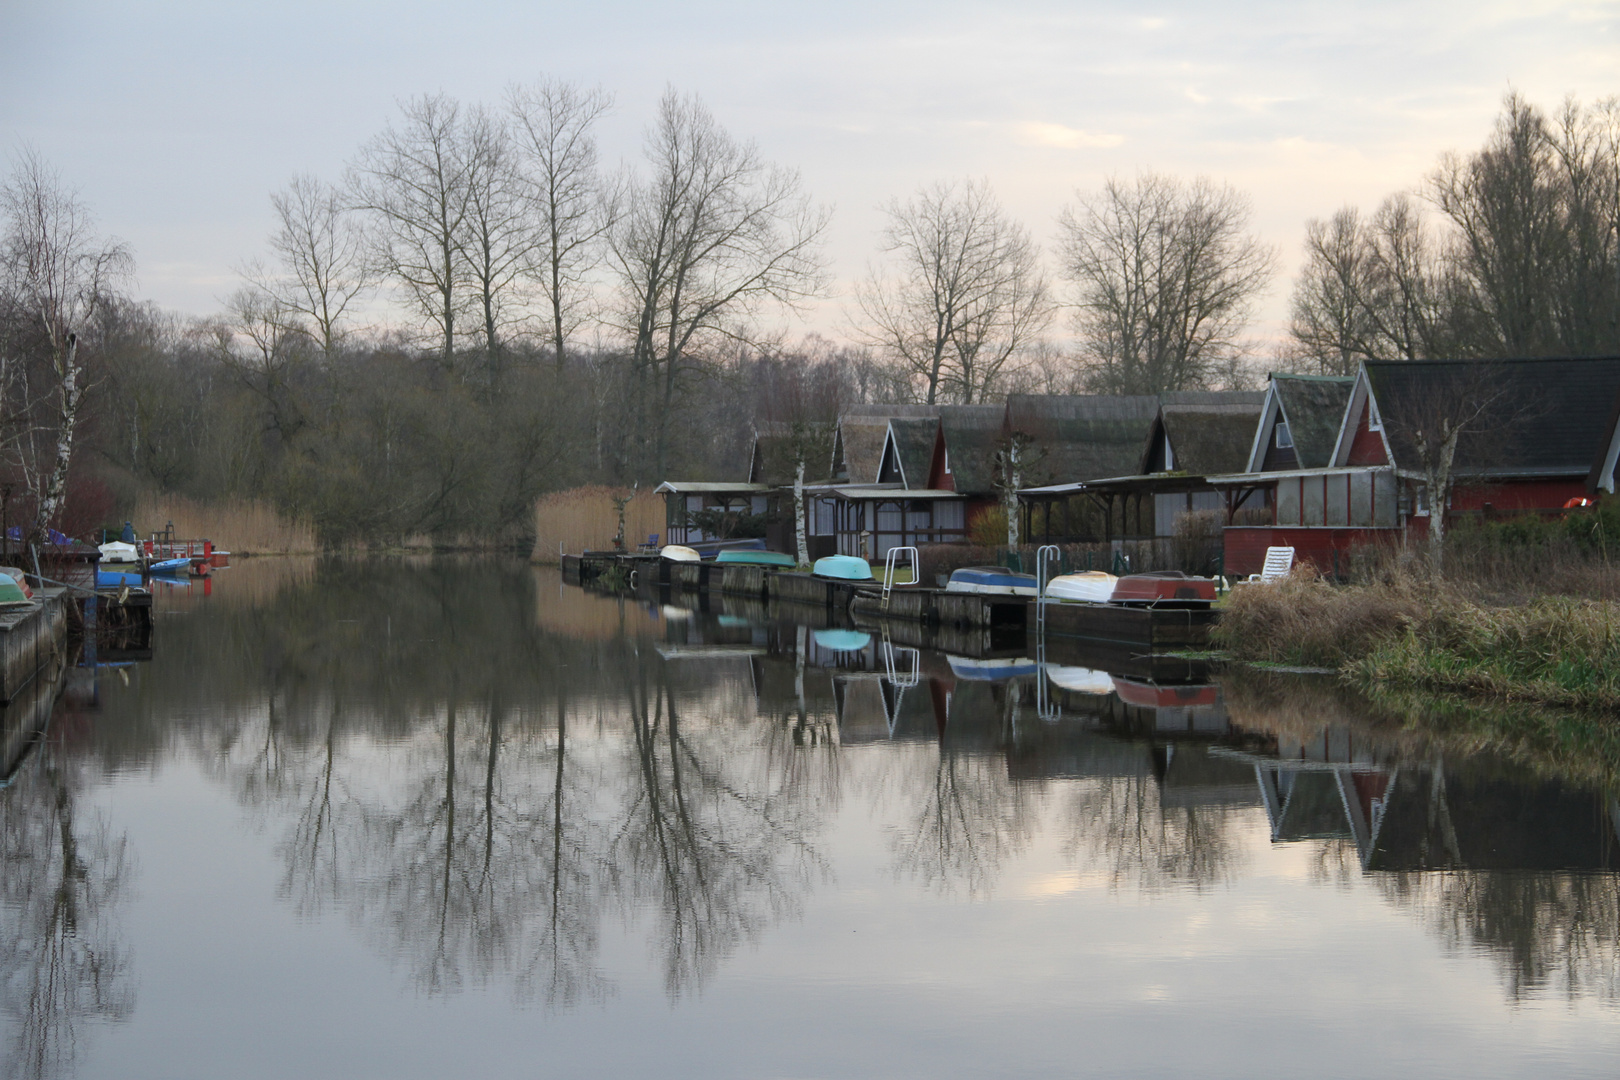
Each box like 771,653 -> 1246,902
1042,571 -> 1117,604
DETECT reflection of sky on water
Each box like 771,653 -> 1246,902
0,559 -> 1616,1078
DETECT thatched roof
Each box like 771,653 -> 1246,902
1365,357 -> 1620,476
1005,394 -> 1160,485
937,404 -> 1005,493
835,404 -> 938,483
1272,376 -> 1353,469
749,421 -> 836,486
1151,392 -> 1266,476
887,417 -> 940,488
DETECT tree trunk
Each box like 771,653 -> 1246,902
35,336 -> 81,538
1004,441 -> 1021,549
794,459 -> 809,567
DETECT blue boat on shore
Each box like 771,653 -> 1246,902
945,566 -> 1039,597
812,555 -> 874,582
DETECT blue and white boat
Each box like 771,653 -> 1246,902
812,555 -> 874,582
945,566 -> 1038,597
947,656 -> 1040,681
149,557 -> 190,576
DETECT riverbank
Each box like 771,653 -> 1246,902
1214,569 -> 1620,712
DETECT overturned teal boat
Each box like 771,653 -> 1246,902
812,555 -> 873,582
714,549 -> 796,568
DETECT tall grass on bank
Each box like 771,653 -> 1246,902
1212,569 -> 1432,668
131,492 -> 318,554
1215,563 -> 1620,710
1352,598 -> 1620,711
530,487 -> 662,563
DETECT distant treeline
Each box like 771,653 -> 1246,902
2,87 -> 1617,544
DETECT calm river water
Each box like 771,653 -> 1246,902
3,558 -> 1619,1078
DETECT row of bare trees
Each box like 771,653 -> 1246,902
1291,92 -> 1620,371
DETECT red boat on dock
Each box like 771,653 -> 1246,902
1108,572 -> 1217,608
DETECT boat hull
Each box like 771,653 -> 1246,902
946,567 -> 1038,597
715,550 -> 796,567
812,555 -> 874,582
1109,572 -> 1216,607
659,545 -> 702,563
1043,572 -> 1117,604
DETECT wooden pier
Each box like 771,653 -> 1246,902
561,550 -> 1217,653
0,589 -> 67,704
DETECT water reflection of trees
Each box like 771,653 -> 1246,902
0,751 -> 133,1080
889,749 -> 1037,899
617,653 -> 823,995
1381,870 -> 1620,1001
163,561 -> 830,1004
1060,775 -> 1247,892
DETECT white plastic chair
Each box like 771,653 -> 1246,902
1245,546 -> 1295,584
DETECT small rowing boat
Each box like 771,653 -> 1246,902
945,566 -> 1038,597
1042,664 -> 1115,693
1042,571 -> 1117,604
1109,571 -> 1217,607
813,628 -> 872,651
714,549 -> 796,567
659,545 -> 702,563
149,557 -> 191,576
812,555 -> 874,582
947,655 -> 1040,681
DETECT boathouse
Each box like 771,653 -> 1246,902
1210,358 -> 1620,576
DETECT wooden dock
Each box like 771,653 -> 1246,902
0,589 -> 66,704
561,550 -> 1217,653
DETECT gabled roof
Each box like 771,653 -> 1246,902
1271,375 -> 1354,469
749,421 -> 836,486
1005,394 -> 1160,484
885,417 -> 939,490
1362,357 -> 1620,478
1145,392 -> 1266,476
936,405 -> 1005,494
834,404 -> 938,483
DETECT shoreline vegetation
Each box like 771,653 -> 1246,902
1215,513 -> 1620,714
129,492 -> 528,557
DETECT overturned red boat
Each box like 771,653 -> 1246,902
1108,571 -> 1217,608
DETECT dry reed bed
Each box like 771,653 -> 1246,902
530,487 -> 662,563
132,492 -> 318,554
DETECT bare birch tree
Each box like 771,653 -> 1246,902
507,78 -> 614,371
1060,172 -> 1274,394
608,90 -> 829,481
348,94 -> 475,371
855,179 -> 1051,405
0,150 -> 130,539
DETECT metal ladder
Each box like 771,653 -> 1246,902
1034,544 -> 1061,721
1034,544 -> 1060,635
881,545 -> 919,609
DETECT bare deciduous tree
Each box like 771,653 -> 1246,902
608,90 -> 829,481
458,105 -> 534,385
1289,194 -> 1457,371
348,94 -> 475,371
251,174 -> 373,360
507,78 -> 614,371
855,179 -> 1051,405
1060,172 -> 1274,394
0,150 -> 131,538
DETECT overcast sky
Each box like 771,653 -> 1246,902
5,0 -> 1619,347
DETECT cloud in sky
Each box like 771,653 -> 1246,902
3,0 -> 1618,346
1015,123 -> 1125,150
